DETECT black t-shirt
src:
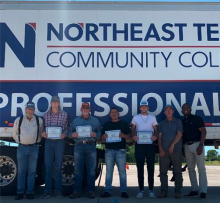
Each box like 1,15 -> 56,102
182,114 -> 205,143
101,120 -> 130,150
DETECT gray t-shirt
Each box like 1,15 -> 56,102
159,117 -> 183,152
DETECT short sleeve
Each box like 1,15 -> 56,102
131,116 -> 137,126
177,119 -> 183,132
123,121 -> 131,134
152,116 -> 158,126
158,122 -> 163,133
195,116 -> 205,128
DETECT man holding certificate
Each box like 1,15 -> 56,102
68,102 -> 101,199
131,100 -> 158,199
100,107 -> 131,199
40,96 -> 68,199
158,105 -> 183,199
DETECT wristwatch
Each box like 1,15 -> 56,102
199,143 -> 204,146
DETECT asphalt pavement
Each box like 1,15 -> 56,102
1,165 -> 220,203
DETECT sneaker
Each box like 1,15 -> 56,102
69,191 -> 81,199
15,194 -> 24,200
184,191 -> 199,198
40,192 -> 50,199
149,190 -> 155,198
56,192 -> 64,199
198,193 -> 207,200
157,192 -> 167,198
27,194 -> 35,199
87,191 -> 95,199
101,192 -> 112,198
121,192 -> 129,198
175,193 -> 181,199
136,191 -> 145,199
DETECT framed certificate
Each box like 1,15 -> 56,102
46,127 -> 62,139
106,130 -> 121,143
137,131 -> 153,144
76,125 -> 92,138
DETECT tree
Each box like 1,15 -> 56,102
206,150 -> 218,161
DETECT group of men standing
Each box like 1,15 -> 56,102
12,96 -> 208,200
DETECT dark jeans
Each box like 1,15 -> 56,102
17,144 -> 39,194
160,152 -> 183,194
135,144 -> 155,191
74,143 -> 97,193
44,139 -> 65,193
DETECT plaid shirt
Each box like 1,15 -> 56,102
43,110 -> 68,135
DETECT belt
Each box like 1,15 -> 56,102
77,140 -> 96,144
186,141 -> 199,145
19,143 -> 37,147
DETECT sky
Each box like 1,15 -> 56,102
2,0 -> 220,2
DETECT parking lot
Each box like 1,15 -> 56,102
1,165 -> 220,203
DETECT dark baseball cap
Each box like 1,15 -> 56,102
164,105 -> 174,110
26,101 -> 35,109
81,102 -> 90,109
51,96 -> 60,102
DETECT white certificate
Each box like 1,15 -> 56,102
46,127 -> 62,139
137,131 -> 153,144
76,125 -> 92,138
106,130 -> 121,143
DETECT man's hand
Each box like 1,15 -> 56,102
72,132 -> 78,138
42,132 -> 48,138
151,136 -> 157,141
60,134 -> 66,139
102,134 -> 108,139
119,133 -> 126,138
196,145 -> 203,155
168,144 -> 174,154
91,132 -> 96,137
133,136 -> 138,141
159,148 -> 165,157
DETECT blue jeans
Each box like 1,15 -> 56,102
17,144 -> 39,194
74,143 -> 97,193
105,149 -> 127,193
44,139 -> 65,193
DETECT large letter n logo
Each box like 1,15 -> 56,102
0,23 -> 36,68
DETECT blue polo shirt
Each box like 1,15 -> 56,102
159,117 -> 183,152
68,115 -> 101,143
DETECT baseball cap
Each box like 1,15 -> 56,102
26,101 -> 35,109
51,96 -> 60,102
164,105 -> 174,110
140,100 -> 148,106
81,102 -> 90,109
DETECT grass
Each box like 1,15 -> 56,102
205,161 -> 220,166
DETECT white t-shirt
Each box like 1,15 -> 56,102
131,114 -> 158,132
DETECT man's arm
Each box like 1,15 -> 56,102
196,127 -> 207,155
12,118 -> 19,143
168,131 -> 182,154
131,124 -> 138,141
158,132 -> 165,157
152,125 -> 158,141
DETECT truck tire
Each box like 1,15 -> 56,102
0,146 -> 17,196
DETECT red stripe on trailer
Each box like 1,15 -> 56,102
205,123 -> 220,126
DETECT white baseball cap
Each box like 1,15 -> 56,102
140,100 -> 148,106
